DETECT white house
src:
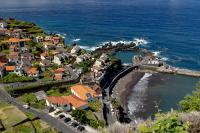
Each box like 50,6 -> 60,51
71,46 -> 81,55
0,21 -> 7,29
34,36 -> 44,43
75,56 -> 84,63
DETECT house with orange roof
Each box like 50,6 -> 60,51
5,65 -> 23,76
46,95 -> 88,111
54,68 -> 65,81
70,85 -> 98,102
9,45 -> 18,52
2,38 -> 31,48
0,62 -> 6,78
27,67 -> 39,78
5,66 -> 16,73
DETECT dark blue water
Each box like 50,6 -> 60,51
1,0 -> 200,70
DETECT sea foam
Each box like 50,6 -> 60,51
127,73 -> 152,115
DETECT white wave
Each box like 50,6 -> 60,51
99,38 -> 149,47
79,45 -> 99,51
123,63 -> 132,66
72,38 -> 81,42
152,51 -> 161,56
161,57 -> 168,61
128,73 -> 152,115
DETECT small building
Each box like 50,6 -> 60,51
34,36 -> 44,43
0,20 -> 7,28
0,53 -> 8,63
35,91 -> 47,101
52,37 -> 60,44
9,45 -> 18,52
5,66 -> 16,74
0,28 -> 6,35
2,38 -> 31,48
75,56 -> 84,63
99,53 -> 108,63
44,36 -> 52,42
54,68 -> 65,80
70,85 -> 98,102
27,67 -> 39,78
8,52 -> 20,64
71,46 -> 81,55
12,29 -> 23,38
40,52 -> 49,60
0,63 -> 6,78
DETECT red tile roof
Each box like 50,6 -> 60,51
6,66 -> 15,71
27,67 -> 38,74
47,95 -> 87,108
55,68 -> 65,73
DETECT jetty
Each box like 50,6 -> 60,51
139,65 -> 200,77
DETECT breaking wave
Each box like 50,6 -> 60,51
127,73 -> 152,115
72,38 -> 81,42
79,45 -> 99,51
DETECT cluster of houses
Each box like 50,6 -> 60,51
45,84 -> 101,111
0,19 -> 112,83
91,53 -> 110,82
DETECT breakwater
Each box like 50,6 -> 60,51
139,65 -> 200,77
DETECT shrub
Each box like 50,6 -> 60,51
88,100 -> 102,112
179,82 -> 200,112
72,109 -> 105,129
137,112 -> 190,133
1,73 -> 35,83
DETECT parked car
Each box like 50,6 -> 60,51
64,117 -> 71,123
22,104 -> 30,109
77,126 -> 85,131
59,114 -> 65,119
71,122 -> 79,128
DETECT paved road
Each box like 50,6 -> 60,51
102,65 -> 138,125
0,88 -> 76,133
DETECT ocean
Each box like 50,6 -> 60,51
1,0 -> 200,117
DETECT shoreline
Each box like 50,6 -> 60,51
112,70 -> 145,112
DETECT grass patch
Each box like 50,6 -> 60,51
46,86 -> 72,96
88,100 -> 102,112
2,121 -> 35,133
0,106 -> 27,128
0,101 -> 10,108
25,112 -> 37,120
18,93 -> 45,109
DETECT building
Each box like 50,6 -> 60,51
5,66 -> 16,74
27,67 -> 39,78
40,52 -> 49,60
0,53 -> 8,63
34,36 -> 43,43
2,38 -> 31,48
8,52 -> 20,64
46,95 -> 88,111
0,63 -> 6,78
0,20 -> 7,28
71,46 -> 81,55
70,85 -> 98,102
54,68 -> 65,80
52,37 -> 60,44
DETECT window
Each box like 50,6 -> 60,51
86,93 -> 92,99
